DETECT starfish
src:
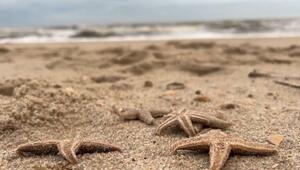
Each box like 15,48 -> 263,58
111,105 -> 170,125
16,139 -> 121,164
172,130 -> 277,170
155,108 -> 232,137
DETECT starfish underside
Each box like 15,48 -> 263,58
156,109 -> 232,137
17,139 -> 121,164
172,130 -> 277,170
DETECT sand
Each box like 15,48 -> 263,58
0,37 -> 300,169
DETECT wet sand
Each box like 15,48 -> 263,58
0,37 -> 300,169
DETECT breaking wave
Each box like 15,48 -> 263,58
1,18 -> 300,43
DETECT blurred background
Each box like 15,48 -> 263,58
1,0 -> 300,43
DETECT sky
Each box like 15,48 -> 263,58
1,0 -> 300,27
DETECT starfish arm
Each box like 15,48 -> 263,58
189,114 -> 232,129
155,116 -> 178,135
138,109 -> 154,125
209,142 -> 231,170
58,140 -> 80,164
172,138 -> 210,154
16,140 -> 59,155
162,112 -> 177,118
118,108 -> 139,120
188,114 -> 209,124
76,141 -> 122,154
230,139 -> 277,155
177,115 -> 197,137
150,109 -> 171,118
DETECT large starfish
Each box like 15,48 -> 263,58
172,130 -> 277,170
155,108 -> 232,137
16,139 -> 121,164
111,105 -> 170,125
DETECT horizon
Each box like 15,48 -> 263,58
1,0 -> 300,27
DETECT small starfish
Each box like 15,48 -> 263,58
172,130 -> 277,170
111,105 -> 170,125
16,139 -> 121,164
155,108 -> 232,137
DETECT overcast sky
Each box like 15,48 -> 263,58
1,0 -> 300,27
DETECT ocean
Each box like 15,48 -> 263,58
1,18 -> 300,44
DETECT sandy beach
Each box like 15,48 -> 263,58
1,37 -> 300,169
